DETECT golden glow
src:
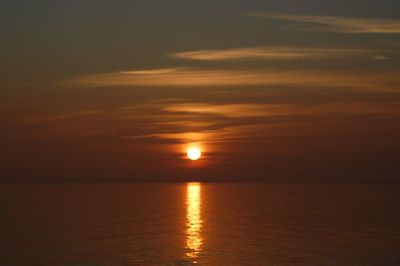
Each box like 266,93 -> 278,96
186,182 -> 203,261
187,147 -> 201,160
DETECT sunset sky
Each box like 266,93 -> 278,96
1,0 -> 399,182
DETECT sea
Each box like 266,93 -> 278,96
0,183 -> 399,265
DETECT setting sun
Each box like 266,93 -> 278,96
187,147 -> 202,160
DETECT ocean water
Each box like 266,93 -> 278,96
0,183 -> 399,265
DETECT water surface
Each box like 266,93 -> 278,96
0,183 -> 399,265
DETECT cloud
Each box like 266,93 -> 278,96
163,102 -> 400,119
372,55 -> 390,60
170,46 -> 381,61
121,100 -> 400,144
164,103 -> 273,118
5,87 -> 400,160
249,13 -> 400,34
120,69 -> 177,75
67,67 -> 400,91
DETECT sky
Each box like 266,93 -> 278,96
1,0 -> 399,182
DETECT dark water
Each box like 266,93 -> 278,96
0,183 -> 399,265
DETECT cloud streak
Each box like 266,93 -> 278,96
164,102 -> 400,119
13,96 -> 400,142
171,47 -> 383,61
68,68 -> 400,91
250,13 -> 400,34
122,101 -> 400,144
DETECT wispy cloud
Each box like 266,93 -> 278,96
249,13 -> 400,34
163,102 -> 400,119
7,93 -> 400,150
170,46 -> 382,61
67,67 -> 400,91
164,103 -> 276,118
122,101 -> 400,143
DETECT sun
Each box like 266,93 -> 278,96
187,147 -> 202,160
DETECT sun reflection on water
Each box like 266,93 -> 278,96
186,182 -> 203,262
